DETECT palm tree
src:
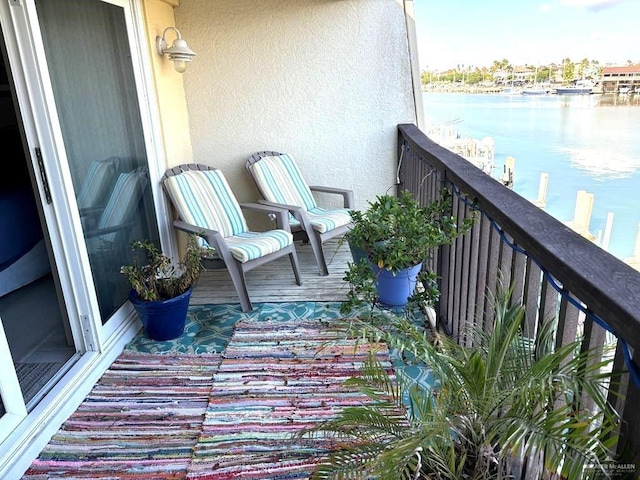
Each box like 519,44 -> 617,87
303,284 -> 621,479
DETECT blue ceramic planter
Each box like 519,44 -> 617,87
373,262 -> 423,307
128,287 -> 192,341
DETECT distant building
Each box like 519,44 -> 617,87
512,66 -> 535,83
601,66 -> 640,93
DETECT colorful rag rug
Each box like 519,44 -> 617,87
186,318 -> 394,480
23,352 -> 221,479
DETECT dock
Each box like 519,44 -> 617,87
624,224 -> 640,272
564,190 -> 596,242
426,129 -> 639,272
523,172 -> 638,272
426,123 -> 495,175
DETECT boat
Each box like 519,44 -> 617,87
522,85 -> 548,95
555,79 -> 594,95
501,86 -> 522,95
522,66 -> 548,95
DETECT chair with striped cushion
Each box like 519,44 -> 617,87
77,156 -> 122,230
84,168 -> 148,252
246,151 -> 354,276
77,156 -> 121,210
162,164 -> 302,312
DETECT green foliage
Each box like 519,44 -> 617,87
120,234 -> 202,301
346,189 -> 467,273
342,189 -> 474,313
563,57 -> 575,83
305,284 -> 622,479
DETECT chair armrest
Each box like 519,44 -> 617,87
257,199 -> 303,213
84,222 -> 132,238
239,203 -> 291,232
173,219 -> 216,237
257,200 -> 308,229
79,206 -> 103,218
309,186 -> 354,209
173,220 -> 233,260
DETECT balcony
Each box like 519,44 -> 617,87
24,124 -> 640,478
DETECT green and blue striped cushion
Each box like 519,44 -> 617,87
164,169 -> 293,263
306,207 -> 352,233
250,155 -> 352,234
77,156 -> 119,209
223,230 -> 293,263
248,154 -> 317,211
163,170 -> 248,238
97,171 -> 147,241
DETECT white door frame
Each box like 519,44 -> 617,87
0,0 -> 170,476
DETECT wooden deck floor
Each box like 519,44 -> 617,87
190,238 -> 352,306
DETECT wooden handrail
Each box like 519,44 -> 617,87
398,123 -> 640,463
398,123 -> 640,351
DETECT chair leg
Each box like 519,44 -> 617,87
307,230 -> 329,276
289,246 -> 302,286
227,260 -> 253,312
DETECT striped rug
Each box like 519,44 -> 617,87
23,352 -> 221,479
186,318 -> 394,480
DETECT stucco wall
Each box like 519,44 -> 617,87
174,0 -> 417,214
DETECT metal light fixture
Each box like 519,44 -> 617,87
156,26 -> 197,73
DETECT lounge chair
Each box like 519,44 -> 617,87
162,164 -> 302,312
246,151 -> 353,276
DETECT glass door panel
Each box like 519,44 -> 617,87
35,0 -> 160,322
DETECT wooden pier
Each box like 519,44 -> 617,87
525,171 -> 638,272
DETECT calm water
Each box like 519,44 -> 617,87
422,92 -> 640,260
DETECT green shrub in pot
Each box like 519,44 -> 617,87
342,188 -> 473,312
120,234 -> 203,341
120,234 -> 202,302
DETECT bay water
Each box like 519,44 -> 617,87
422,92 -> 640,260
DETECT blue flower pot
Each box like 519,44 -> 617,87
373,262 -> 423,307
128,287 -> 192,341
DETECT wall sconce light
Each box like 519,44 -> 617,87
156,26 -> 197,73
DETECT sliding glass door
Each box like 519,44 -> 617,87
0,0 -> 161,446
35,0 -> 160,322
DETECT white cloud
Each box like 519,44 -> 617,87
561,0 -> 629,11
539,3 -> 552,12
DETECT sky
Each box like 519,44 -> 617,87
413,0 -> 640,71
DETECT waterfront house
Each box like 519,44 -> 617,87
3,1 -> 640,478
601,65 -> 640,93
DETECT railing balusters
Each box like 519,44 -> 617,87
397,123 -> 640,470
523,258 -> 541,338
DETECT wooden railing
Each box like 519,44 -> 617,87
397,123 -> 640,467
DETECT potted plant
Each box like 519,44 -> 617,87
343,188 -> 472,309
120,234 -> 202,341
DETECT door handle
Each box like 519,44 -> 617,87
35,147 -> 52,204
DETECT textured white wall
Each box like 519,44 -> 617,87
175,0 -> 416,214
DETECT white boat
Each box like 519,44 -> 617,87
555,79 -> 594,95
522,66 -> 548,95
501,86 -> 521,95
522,85 -> 548,95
